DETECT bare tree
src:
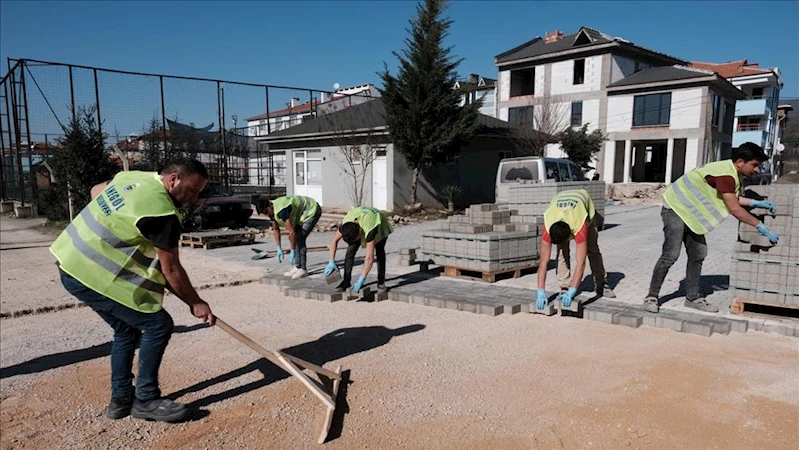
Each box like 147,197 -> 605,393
509,96 -> 569,156
322,102 -> 386,207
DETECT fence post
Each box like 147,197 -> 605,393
93,69 -> 102,139
69,65 -> 76,122
217,82 -> 228,188
160,75 -> 167,164
9,64 -> 26,204
19,60 -> 38,210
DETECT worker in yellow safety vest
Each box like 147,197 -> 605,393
324,206 -> 393,294
50,158 -> 215,423
535,189 -> 615,310
643,142 -> 779,313
265,195 -> 322,279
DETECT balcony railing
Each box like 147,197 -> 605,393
737,123 -> 763,132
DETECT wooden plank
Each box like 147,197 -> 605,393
318,365 -> 343,445
276,354 -> 335,410
442,264 -> 536,284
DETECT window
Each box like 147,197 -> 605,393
508,106 -> 534,126
633,93 -> 671,127
307,150 -> 322,186
573,59 -> 585,85
498,150 -> 513,160
571,101 -> 583,126
737,116 -> 761,131
568,162 -> 585,181
510,68 -> 535,97
558,161 -> 572,181
634,60 -> 642,74
712,93 -> 722,128
545,161 -> 560,181
752,87 -> 764,99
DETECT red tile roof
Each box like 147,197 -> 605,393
689,59 -> 774,79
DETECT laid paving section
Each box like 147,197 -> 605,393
259,271 -> 799,338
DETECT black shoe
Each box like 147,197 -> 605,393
377,283 -> 388,293
334,282 -> 350,293
106,397 -> 133,420
131,398 -> 189,422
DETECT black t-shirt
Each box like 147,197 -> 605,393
277,206 -> 292,222
365,227 -> 378,243
137,215 -> 182,249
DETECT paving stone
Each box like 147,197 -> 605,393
530,301 -> 557,316
612,312 -> 643,328
583,306 -> 617,324
459,301 -> 478,313
503,304 -> 522,315
699,318 -> 732,335
682,321 -> 714,337
725,318 -> 749,333
375,292 -> 389,302
653,312 -> 685,332
479,304 -> 504,316
762,323 -> 795,337
424,296 -> 444,308
409,294 -> 426,305
318,292 -> 344,302
389,291 -> 410,302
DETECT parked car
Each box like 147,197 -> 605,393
187,181 -> 253,230
495,156 -> 586,203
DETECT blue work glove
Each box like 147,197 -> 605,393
352,275 -> 367,293
289,249 -> 297,265
749,200 -> 777,214
324,259 -> 338,277
536,289 -> 548,310
557,287 -> 578,308
276,246 -> 284,263
756,223 -> 779,244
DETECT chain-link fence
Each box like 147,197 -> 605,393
0,58 -> 375,213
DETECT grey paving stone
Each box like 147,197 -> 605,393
459,301 -> 478,313
682,321 -> 714,337
479,304 -> 504,316
530,301 -> 557,316
612,312 -> 643,328
584,306 -> 617,324
699,318 -> 732,335
762,323 -> 795,337
503,304 -> 522,315
424,296 -> 444,308
725,318 -> 749,333
654,313 -> 685,332
389,291 -> 410,302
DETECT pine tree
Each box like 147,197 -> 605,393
47,106 -> 118,219
378,0 -> 481,205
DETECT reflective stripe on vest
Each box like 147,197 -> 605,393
544,189 -> 595,237
663,160 -> 740,235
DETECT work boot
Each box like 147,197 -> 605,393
642,296 -> 660,313
106,397 -> 133,420
334,282 -> 350,293
377,283 -> 388,293
291,269 -> 308,279
131,398 -> 189,422
598,284 -> 616,299
283,267 -> 299,277
684,298 -> 719,313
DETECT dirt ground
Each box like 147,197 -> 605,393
1,217 -> 798,450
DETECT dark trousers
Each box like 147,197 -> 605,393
342,237 -> 387,286
60,271 -> 173,402
647,207 -> 708,301
294,207 -> 322,270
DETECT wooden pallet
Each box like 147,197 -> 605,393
730,299 -> 799,320
180,230 -> 255,249
443,264 -> 537,283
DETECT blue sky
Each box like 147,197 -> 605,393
1,0 -> 797,138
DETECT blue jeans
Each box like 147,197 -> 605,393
60,271 -> 173,402
294,208 -> 322,270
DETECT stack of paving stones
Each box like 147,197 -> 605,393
502,181 -> 606,219
730,184 -> 799,306
420,203 -> 540,274
260,273 -> 388,302
397,248 -> 417,266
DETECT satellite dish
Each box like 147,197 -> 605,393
333,82 -> 340,91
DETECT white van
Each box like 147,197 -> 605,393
495,156 -> 586,203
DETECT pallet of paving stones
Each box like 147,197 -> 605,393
179,230 -> 256,249
729,184 -> 799,319
503,181 -> 606,214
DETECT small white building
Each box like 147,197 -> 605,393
456,73 -> 497,118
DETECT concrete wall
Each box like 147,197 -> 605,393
606,95 -> 635,132
393,136 -> 517,209
670,88 -> 703,130
582,98 -> 601,131
550,55 -> 603,95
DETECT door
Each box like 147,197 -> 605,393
372,148 -> 388,210
293,150 -> 324,206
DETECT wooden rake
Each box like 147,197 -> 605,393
215,318 -> 344,444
